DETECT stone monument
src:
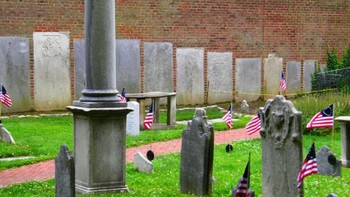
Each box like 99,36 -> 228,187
259,95 -> 303,196
55,145 -> 75,197
317,146 -> 341,177
241,100 -> 249,114
180,108 -> 214,196
67,0 -> 132,194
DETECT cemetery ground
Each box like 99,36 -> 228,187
0,93 -> 350,196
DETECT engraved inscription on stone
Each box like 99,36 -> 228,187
42,36 -> 62,57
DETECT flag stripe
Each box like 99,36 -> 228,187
245,114 -> 261,135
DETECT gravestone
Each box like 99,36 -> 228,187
259,95 -> 303,196
0,37 -> 31,113
176,48 -> 205,105
73,40 -> 85,100
303,60 -> 316,92
317,146 -> 341,177
74,39 -> 141,99
116,40 -> 141,93
180,108 -> 214,196
286,61 -> 301,94
241,100 -> 249,114
134,151 -> 153,173
235,58 -> 261,102
55,145 -> 75,197
263,54 -> 283,99
0,125 -> 15,144
144,42 -> 173,94
126,101 -> 140,136
207,52 -> 233,104
33,32 -> 71,111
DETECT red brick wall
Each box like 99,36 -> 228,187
1,0 -> 349,99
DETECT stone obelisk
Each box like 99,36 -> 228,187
67,0 -> 131,194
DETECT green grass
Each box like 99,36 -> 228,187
0,133 -> 348,197
0,107 -> 238,170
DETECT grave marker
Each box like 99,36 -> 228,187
259,95 -> 303,196
126,101 -> 140,136
317,146 -> 341,177
180,108 -> 214,196
55,145 -> 75,197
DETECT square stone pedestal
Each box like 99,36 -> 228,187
67,102 -> 132,194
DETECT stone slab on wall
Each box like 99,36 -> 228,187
74,40 -> 141,100
286,61 -> 301,94
235,58 -> 261,102
207,52 -> 233,104
176,48 -> 204,105
0,37 -> 31,113
144,42 -> 173,93
116,40 -> 140,93
303,60 -> 316,92
263,54 -> 283,99
74,40 -> 85,100
33,32 -> 71,111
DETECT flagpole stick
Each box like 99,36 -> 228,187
332,104 -> 335,150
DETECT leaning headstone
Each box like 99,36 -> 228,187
126,101 -> 140,136
176,48 -> 205,105
0,126 -> 15,144
235,58 -> 261,102
33,32 -> 71,111
241,100 -> 249,114
134,152 -> 153,173
263,53 -> 283,99
317,146 -> 341,177
55,145 -> 75,197
259,95 -> 303,196
207,52 -> 233,104
0,37 -> 31,113
303,60 -> 317,92
180,108 -> 214,196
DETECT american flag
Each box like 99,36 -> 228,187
234,155 -> 250,197
222,105 -> 233,129
143,103 -> 154,130
119,88 -> 127,103
297,142 -> 318,188
306,104 -> 333,129
0,85 -> 12,107
279,71 -> 287,91
245,113 -> 261,135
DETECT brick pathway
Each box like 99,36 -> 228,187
0,128 -> 260,188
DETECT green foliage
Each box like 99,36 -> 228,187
326,46 -> 340,70
342,44 -> 350,68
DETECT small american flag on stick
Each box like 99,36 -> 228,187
306,104 -> 333,129
279,71 -> 287,91
222,105 -> 233,129
0,85 -> 12,107
143,103 -> 154,130
245,113 -> 261,135
297,142 -> 318,188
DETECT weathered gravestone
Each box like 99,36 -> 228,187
241,100 -> 249,114
180,108 -> 214,196
259,95 -> 303,197
126,101 -> 140,136
0,123 -> 15,144
134,151 -> 153,173
317,146 -> 341,177
55,145 -> 75,197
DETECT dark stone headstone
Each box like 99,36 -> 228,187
55,145 -> 75,197
317,146 -> 341,177
180,108 -> 214,196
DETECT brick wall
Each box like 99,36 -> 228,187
1,0 -> 349,100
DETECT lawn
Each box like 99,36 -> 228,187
0,106 -> 248,170
0,133 -> 348,197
